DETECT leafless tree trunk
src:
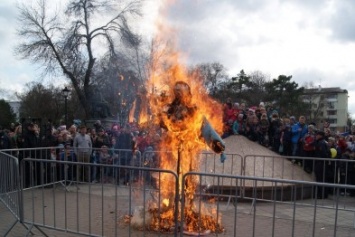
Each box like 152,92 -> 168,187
15,0 -> 142,119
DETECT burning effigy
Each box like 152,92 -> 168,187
129,41 -> 226,234
126,1 -> 226,235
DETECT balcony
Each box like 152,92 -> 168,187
327,114 -> 337,119
326,98 -> 337,102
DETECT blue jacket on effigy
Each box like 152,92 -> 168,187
201,117 -> 227,163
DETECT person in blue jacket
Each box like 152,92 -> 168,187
291,116 -> 308,162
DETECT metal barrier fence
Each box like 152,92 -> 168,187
244,155 -> 355,200
242,154 -> 355,219
1,147 -> 355,236
182,172 -> 355,237
19,157 -> 179,237
0,151 -> 24,235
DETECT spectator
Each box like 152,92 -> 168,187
245,115 -> 259,142
326,137 -> 338,193
291,115 -> 308,161
222,119 -> 234,138
95,145 -> 112,183
94,128 -> 111,148
280,118 -> 292,156
339,148 -> 352,196
239,102 -> 247,120
136,131 -> 149,154
233,103 -> 240,120
0,126 -> 12,150
232,113 -> 246,136
301,124 -> 316,173
114,124 -> 133,185
60,142 -> 77,182
23,122 -> 42,187
314,131 -> 330,199
348,148 -> 355,197
258,113 -> 269,146
130,143 -> 142,183
73,124 -> 92,182
91,129 -> 111,183
269,111 -> 282,151
322,120 -> 331,141
289,116 -> 296,127
223,98 -> 234,123
347,135 -> 355,151
68,125 -> 77,146
9,124 -> 23,157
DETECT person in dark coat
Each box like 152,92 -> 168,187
114,124 -> 133,185
314,131 -> 330,199
0,126 -> 12,150
339,147 -> 353,196
23,123 -> 42,187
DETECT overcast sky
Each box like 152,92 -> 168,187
1,0 -> 355,118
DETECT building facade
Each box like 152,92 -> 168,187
302,87 -> 348,132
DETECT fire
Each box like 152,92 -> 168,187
129,1 -> 224,234
134,38 -> 224,234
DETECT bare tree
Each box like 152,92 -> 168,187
246,70 -> 269,106
15,0 -> 142,118
193,62 -> 228,94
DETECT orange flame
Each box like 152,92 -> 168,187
138,33 -> 224,235
134,1 -> 224,233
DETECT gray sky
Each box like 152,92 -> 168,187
1,0 -> 355,118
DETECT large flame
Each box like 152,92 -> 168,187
136,34 -> 223,235
133,1 -> 224,234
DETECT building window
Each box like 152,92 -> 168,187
328,119 -> 337,124
327,94 -> 338,100
327,102 -> 335,109
327,110 -> 337,116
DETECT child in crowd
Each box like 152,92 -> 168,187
97,145 -> 112,183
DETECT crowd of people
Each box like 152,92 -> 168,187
0,120 -> 161,186
222,98 -> 355,198
1,99 -> 355,198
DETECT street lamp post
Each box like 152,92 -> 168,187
62,86 -> 70,127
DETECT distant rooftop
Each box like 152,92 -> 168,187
303,87 -> 348,94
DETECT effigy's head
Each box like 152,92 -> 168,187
173,81 -> 191,103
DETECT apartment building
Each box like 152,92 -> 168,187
302,87 -> 348,132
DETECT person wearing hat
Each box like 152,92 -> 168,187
313,130 -> 330,199
73,124 -> 92,182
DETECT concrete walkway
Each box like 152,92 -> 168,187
2,182 -> 355,237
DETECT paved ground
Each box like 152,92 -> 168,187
1,181 -> 355,237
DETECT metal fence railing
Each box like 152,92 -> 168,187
1,147 -> 355,236
244,155 -> 355,202
0,151 -> 25,236
19,157 -> 179,237
182,172 -> 355,237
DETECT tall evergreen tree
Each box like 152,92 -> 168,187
264,75 -> 305,116
0,100 -> 17,128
